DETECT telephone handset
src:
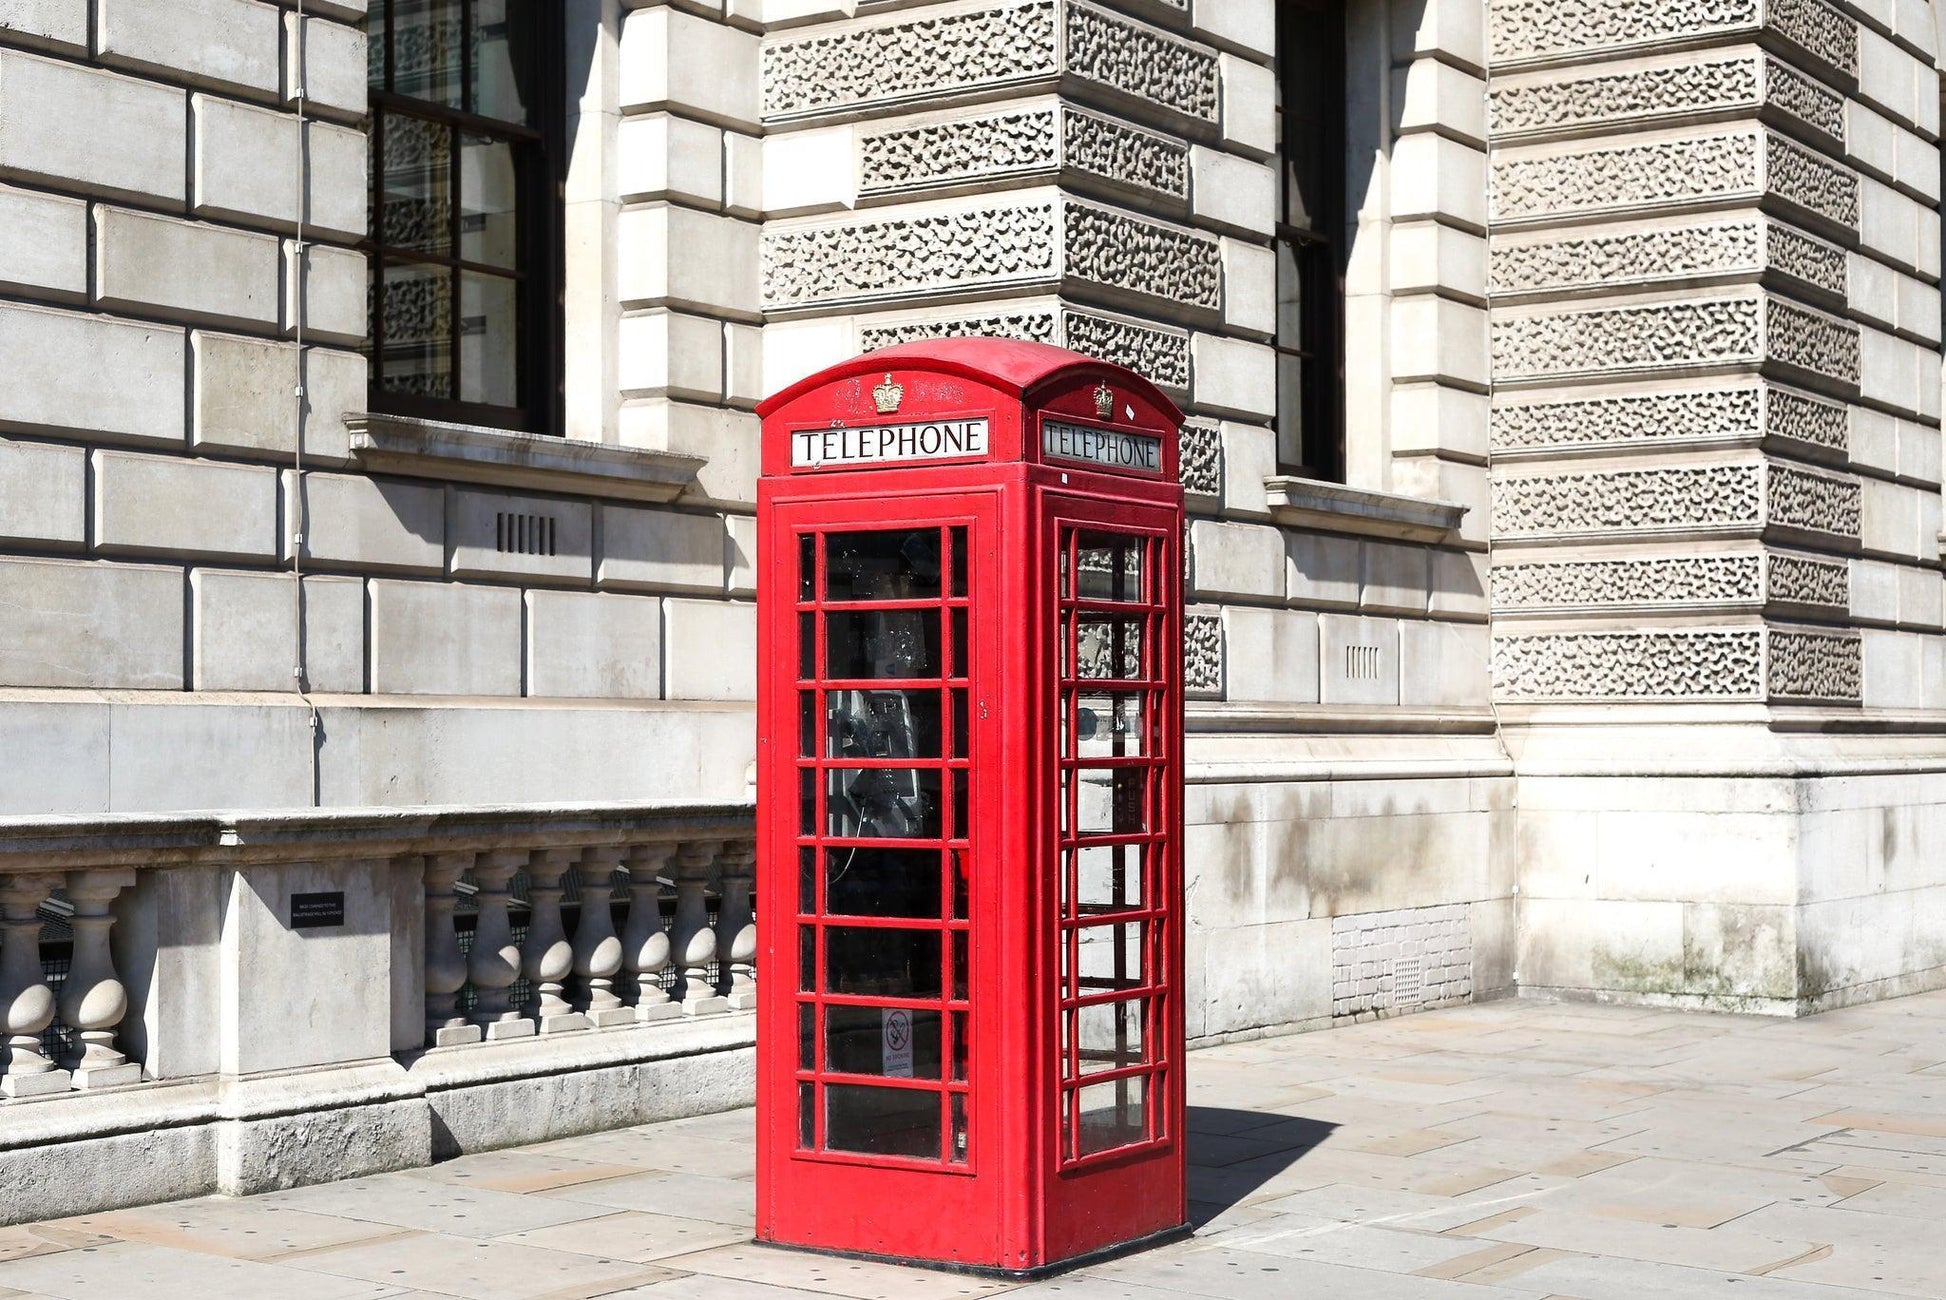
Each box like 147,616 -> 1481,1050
828,687 -> 929,839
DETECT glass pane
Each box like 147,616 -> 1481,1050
798,613 -> 815,679
823,846 -> 942,918
1076,693 -> 1145,759
1275,240 -> 1304,346
950,608 -> 968,678
1077,843 -> 1144,914
798,692 -> 817,757
1075,767 -> 1146,835
798,535 -> 815,600
826,530 -> 942,601
1276,347 -> 1307,471
949,1010 -> 967,1080
1078,921 -> 1145,993
951,772 -> 967,842
950,1093 -> 968,1163
459,270 -> 518,407
470,0 -> 531,123
391,0 -> 463,108
1075,533 -> 1145,602
949,526 -> 967,597
826,1084 -> 940,1159
797,847 -> 815,914
1074,617 -> 1144,680
798,926 -> 815,991
367,0 -> 389,87
827,767 -> 941,840
951,849 -> 969,919
459,135 -> 519,268
1077,999 -> 1146,1075
377,261 -> 453,399
826,689 -> 941,760
380,114 -> 452,258
1077,1077 -> 1147,1156
827,610 -> 940,680
798,1003 -> 815,1070
798,1082 -> 814,1148
951,930 -> 967,1002
825,926 -> 942,999
826,1005 -> 940,1080
951,691 -> 968,759
798,767 -> 815,834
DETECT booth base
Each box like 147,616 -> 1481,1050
751,1221 -> 1194,1280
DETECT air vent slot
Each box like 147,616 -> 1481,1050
496,512 -> 557,556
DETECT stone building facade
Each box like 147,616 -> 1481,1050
0,0 -> 1941,1220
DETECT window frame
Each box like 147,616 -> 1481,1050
363,1 -> 566,436
1273,0 -> 1348,483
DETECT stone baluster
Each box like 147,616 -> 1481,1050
59,869 -> 142,1089
522,848 -> 585,1034
1,873 -> 70,1098
715,842 -> 758,1011
572,846 -> 632,1026
622,844 -> 679,1023
468,850 -> 533,1040
423,852 -> 480,1047
669,841 -> 728,1016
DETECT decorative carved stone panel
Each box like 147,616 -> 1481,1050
1491,459 -> 1860,542
1184,613 -> 1222,698
855,301 -> 1191,392
858,104 -> 1189,203
761,0 -> 1219,132
1492,625 -> 1860,702
1487,0 -> 1858,83
1489,382 -> 1848,459
1491,291 -> 1859,392
763,196 -> 1221,317
1490,52 -> 1845,148
1490,129 -> 1857,234
1179,419 -> 1221,498
1489,217 -> 1846,302
1490,550 -> 1847,612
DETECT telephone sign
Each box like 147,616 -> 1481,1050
755,339 -> 1188,1277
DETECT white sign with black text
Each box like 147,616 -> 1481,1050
881,1008 -> 914,1078
791,418 -> 990,469
1042,421 -> 1163,474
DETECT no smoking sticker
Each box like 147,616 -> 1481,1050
882,1008 -> 914,1078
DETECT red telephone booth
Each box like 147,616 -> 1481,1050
753,340 -> 1187,1276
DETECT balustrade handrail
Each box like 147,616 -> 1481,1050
0,800 -> 757,872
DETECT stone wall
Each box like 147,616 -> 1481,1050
0,0 -> 760,815
1487,0 -> 1946,1011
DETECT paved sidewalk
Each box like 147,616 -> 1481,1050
5,992 -> 1946,1299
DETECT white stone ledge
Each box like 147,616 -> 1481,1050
347,413 -> 706,504
406,1009 -> 755,1091
1263,477 -> 1469,543
0,799 -> 756,871
1188,702 -> 1499,738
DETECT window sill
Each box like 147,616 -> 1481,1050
1262,476 -> 1468,543
347,413 -> 705,503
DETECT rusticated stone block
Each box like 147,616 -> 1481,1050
97,0 -> 279,96
94,451 -> 280,562
0,556 -> 183,689
0,49 -> 186,203
368,579 -> 523,696
95,207 -> 280,330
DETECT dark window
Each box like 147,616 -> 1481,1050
364,0 -> 562,433
1275,1 -> 1347,481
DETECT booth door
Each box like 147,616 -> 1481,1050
1047,499 -> 1184,1197
780,501 -> 993,1183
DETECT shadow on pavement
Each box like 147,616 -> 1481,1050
1184,1107 -> 1337,1229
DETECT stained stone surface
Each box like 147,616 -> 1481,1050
5,993 -> 1946,1298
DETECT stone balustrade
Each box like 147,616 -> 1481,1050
0,803 -> 756,1223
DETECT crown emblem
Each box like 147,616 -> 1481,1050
1093,382 -> 1114,420
873,373 -> 904,415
